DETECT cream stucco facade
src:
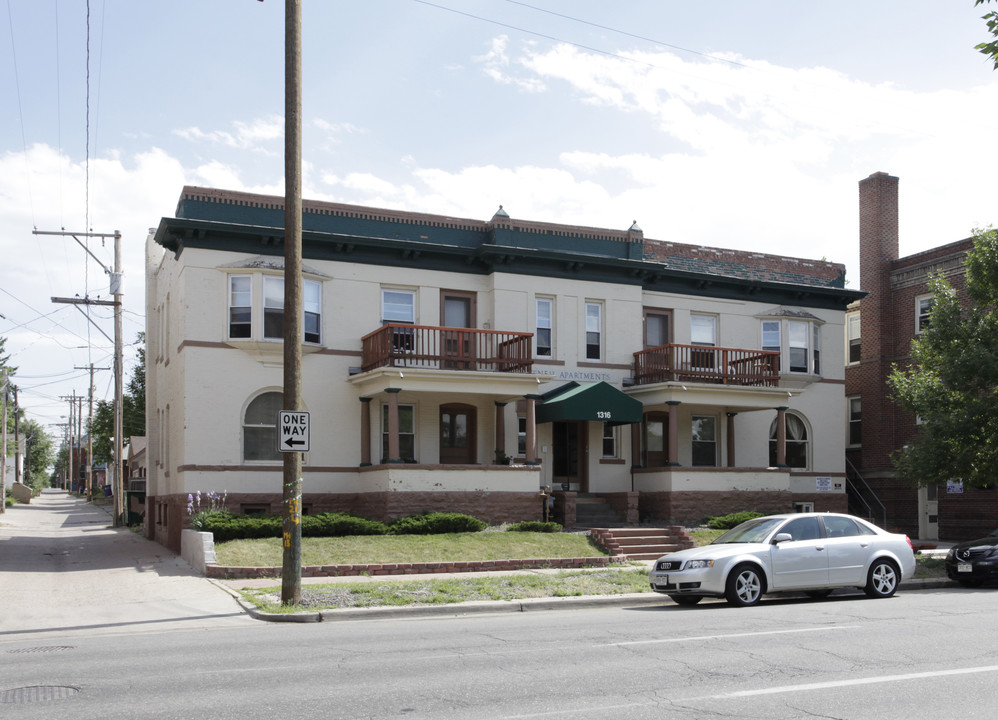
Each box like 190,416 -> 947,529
144,187 -> 862,551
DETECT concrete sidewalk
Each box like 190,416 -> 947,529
0,490 -> 248,639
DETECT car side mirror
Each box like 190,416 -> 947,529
772,532 -> 793,544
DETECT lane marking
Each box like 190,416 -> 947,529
714,664 -> 998,699
611,625 -> 858,646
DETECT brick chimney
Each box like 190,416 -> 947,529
858,172 -> 899,365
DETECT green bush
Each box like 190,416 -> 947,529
389,512 -> 487,535
506,521 -> 562,533
200,512 -> 281,542
301,513 -> 388,537
706,510 -> 764,530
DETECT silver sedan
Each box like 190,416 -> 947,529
649,512 -> 916,607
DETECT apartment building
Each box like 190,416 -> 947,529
145,187 -> 861,552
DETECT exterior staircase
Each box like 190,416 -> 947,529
589,526 -> 696,561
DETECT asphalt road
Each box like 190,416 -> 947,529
3,584 -> 998,719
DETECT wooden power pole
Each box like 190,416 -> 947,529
281,0 -> 304,606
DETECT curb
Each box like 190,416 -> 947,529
233,577 -> 962,623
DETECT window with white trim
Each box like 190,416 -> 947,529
244,391 -> 283,462
691,415 -> 717,467
382,403 -> 416,463
769,412 -> 809,469
228,275 -> 252,339
602,423 -> 618,458
263,276 -> 285,339
916,295 -> 933,334
536,297 -> 553,357
585,301 -> 602,360
229,274 -> 322,343
846,312 -> 861,364
759,317 -> 822,375
382,288 -> 416,324
691,313 -> 717,370
848,396 -> 862,446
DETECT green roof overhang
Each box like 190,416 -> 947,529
535,382 -> 642,426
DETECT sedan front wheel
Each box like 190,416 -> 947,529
725,564 -> 765,607
864,558 -> 900,598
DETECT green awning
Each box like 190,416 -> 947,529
534,381 -> 642,426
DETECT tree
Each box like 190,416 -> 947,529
977,0 -> 998,69
88,333 -> 146,464
888,227 -> 998,488
20,418 -> 54,492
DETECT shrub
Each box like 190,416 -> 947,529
301,513 -> 388,537
506,521 -> 562,533
389,512 -> 487,535
706,510 -> 764,530
200,512 -> 281,542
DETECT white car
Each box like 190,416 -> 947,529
649,512 -> 916,607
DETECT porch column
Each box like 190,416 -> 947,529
726,412 -> 737,468
630,422 -> 642,469
525,394 -> 539,465
776,406 -> 788,467
386,388 -> 402,464
494,401 -> 507,462
359,397 -> 372,466
667,400 -> 680,466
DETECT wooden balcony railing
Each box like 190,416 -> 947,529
633,344 -> 780,387
361,324 -> 534,373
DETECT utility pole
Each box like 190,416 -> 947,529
38,229 -> 125,525
281,0 -> 304,606
1,369 -> 7,513
12,386 -> 20,486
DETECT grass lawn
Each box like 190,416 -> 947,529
214,531 -> 606,567
224,528 -> 948,612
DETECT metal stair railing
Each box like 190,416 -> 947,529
845,457 -> 887,529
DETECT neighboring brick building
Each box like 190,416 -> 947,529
846,172 -> 995,542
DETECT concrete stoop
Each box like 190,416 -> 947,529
589,526 -> 696,561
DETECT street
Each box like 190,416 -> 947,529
3,589 -> 998,718
3,492 -> 998,718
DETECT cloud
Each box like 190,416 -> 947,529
174,116 -> 284,151
475,35 -> 546,93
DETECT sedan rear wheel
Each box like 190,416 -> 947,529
669,595 -> 703,606
725,564 -> 765,607
864,558 -> 900,598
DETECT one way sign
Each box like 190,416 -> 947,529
278,411 -> 310,453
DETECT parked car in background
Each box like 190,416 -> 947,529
649,512 -> 916,607
945,529 -> 998,587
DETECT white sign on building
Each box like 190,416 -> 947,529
278,411 -> 310,453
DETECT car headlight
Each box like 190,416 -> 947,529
946,548 -> 956,560
684,559 -> 714,570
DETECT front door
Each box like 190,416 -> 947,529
552,421 -> 587,492
918,485 -> 939,541
441,291 -> 476,369
440,404 -> 476,465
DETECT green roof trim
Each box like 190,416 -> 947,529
535,382 -> 642,426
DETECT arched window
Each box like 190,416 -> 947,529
244,391 -> 283,461
769,412 -> 809,469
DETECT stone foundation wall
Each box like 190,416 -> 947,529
640,490 -> 798,526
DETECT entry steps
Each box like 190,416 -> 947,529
589,526 -> 695,561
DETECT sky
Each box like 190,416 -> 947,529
1,0 -> 997,444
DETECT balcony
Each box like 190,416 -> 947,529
361,324 -> 534,373
633,344 -> 779,387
